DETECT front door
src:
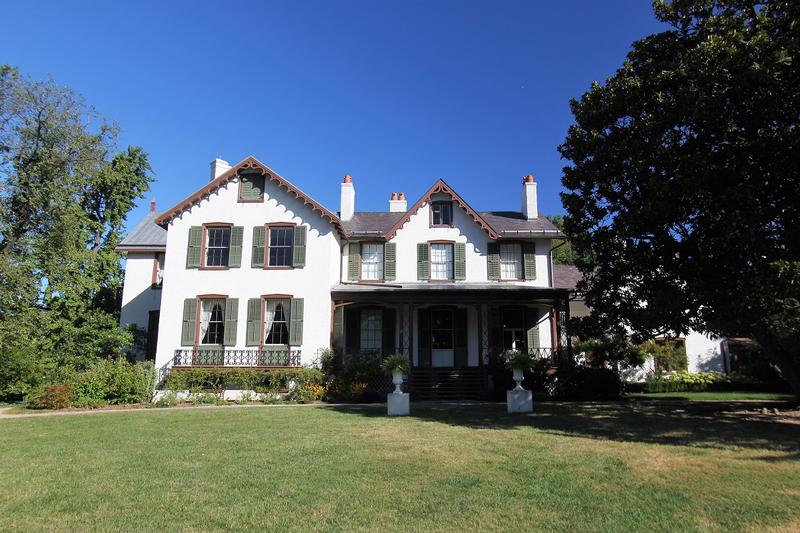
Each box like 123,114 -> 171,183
418,307 -> 468,368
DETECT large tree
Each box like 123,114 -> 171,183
0,66 -> 153,397
558,1 -> 800,396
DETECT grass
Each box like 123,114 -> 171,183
627,391 -> 796,401
1,402 -> 799,532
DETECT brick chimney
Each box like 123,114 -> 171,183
521,175 -> 538,219
389,192 -> 407,212
340,175 -> 355,221
210,158 -> 231,181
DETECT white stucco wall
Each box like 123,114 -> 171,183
340,196 -> 553,286
120,252 -> 162,330
154,177 -> 341,374
685,332 -> 724,373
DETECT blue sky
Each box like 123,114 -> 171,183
3,1 -> 665,230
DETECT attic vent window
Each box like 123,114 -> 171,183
431,202 -> 453,226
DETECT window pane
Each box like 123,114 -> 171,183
265,300 -> 289,345
500,243 -> 522,280
359,309 -> 382,351
268,227 -> 294,267
201,299 -> 225,345
361,243 -> 384,280
205,227 -> 231,267
430,243 -> 453,280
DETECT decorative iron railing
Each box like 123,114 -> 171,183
528,347 -> 570,366
173,348 -> 301,367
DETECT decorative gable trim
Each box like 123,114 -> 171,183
155,156 -> 345,237
384,179 -> 499,240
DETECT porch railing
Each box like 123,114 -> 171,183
173,348 -> 301,368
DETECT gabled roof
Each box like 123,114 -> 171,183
154,156 -> 345,237
384,179 -> 499,240
116,209 -> 167,252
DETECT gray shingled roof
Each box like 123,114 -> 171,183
341,212 -> 405,237
117,210 -> 167,251
343,210 -> 564,239
479,211 -> 564,237
553,265 -> 582,291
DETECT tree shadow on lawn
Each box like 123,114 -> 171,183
327,400 -> 800,454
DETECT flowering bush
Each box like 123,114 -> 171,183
291,382 -> 325,403
25,384 -> 73,409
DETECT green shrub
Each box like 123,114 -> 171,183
66,359 -> 155,405
25,384 -> 73,409
163,367 -> 323,392
190,392 -> 224,405
623,371 -> 789,393
381,355 -> 410,374
153,391 -> 179,408
289,382 -> 325,403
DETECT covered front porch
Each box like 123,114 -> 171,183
331,283 -> 572,399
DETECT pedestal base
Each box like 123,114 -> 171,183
387,393 -> 410,416
507,389 -> 533,413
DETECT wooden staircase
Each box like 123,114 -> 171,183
409,367 -> 485,400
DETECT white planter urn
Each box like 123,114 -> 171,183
507,366 -> 533,413
392,369 -> 405,394
512,367 -> 525,391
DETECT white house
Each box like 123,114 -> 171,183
117,156 -> 570,398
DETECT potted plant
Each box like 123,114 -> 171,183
502,350 -> 535,390
381,354 -> 410,394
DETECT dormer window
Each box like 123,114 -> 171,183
431,202 -> 453,227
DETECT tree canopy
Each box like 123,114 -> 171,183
558,1 -> 800,395
0,66 -> 153,398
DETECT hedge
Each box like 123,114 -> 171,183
163,367 -> 324,392
624,371 -> 791,394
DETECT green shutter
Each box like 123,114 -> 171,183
382,308 -> 396,356
292,226 -> 306,268
186,227 -> 202,268
332,305 -> 344,355
487,242 -> 500,280
251,226 -> 266,268
345,307 -> 360,354
454,308 -> 468,368
523,241 -> 537,280
181,298 -> 197,346
417,308 -> 431,367
289,298 -> 304,346
240,174 -> 264,200
384,242 -> 396,281
454,242 -> 466,281
229,227 -> 243,268
347,243 -> 360,281
417,243 -> 429,281
526,307 -> 541,353
245,298 -> 262,346
223,298 -> 238,346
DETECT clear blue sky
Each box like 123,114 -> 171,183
2,0 -> 665,230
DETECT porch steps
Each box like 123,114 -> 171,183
409,368 -> 485,401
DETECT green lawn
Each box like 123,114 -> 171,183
2,402 -> 799,532
627,391 -> 796,401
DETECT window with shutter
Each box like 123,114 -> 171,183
267,226 -> 294,268
430,243 -> 453,280
203,226 -> 232,268
199,298 -> 226,345
500,243 -> 522,280
360,243 -> 384,280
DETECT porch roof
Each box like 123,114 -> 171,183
331,282 -> 569,303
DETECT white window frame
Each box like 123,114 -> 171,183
430,243 -> 454,280
500,243 -> 522,280
360,243 -> 384,281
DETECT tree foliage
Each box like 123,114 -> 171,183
545,215 -> 578,266
558,1 -> 800,396
0,66 -> 153,398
